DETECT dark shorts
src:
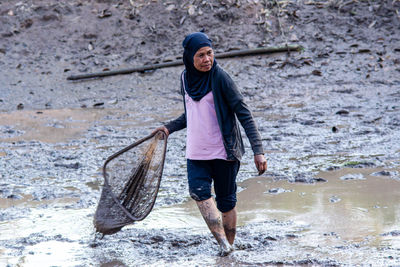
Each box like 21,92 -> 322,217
187,159 -> 240,213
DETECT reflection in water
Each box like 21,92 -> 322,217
0,206 -> 95,266
244,167 -> 400,252
23,241 -> 83,267
242,167 -> 400,245
133,167 -> 400,248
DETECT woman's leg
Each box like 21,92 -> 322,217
213,160 -> 240,245
187,160 -> 233,255
196,198 -> 233,255
222,207 -> 237,245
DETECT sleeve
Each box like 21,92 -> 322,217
221,72 -> 264,155
164,113 -> 186,134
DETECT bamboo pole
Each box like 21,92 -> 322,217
66,44 -> 302,81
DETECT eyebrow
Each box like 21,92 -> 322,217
196,49 -> 213,56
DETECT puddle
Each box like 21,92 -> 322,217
0,108 -> 180,143
0,194 -> 80,209
238,167 -> 400,247
131,167 -> 400,247
0,207 -> 93,266
20,241 -> 84,267
1,167 -> 399,266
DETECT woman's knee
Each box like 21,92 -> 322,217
189,185 -> 211,201
216,194 -> 237,213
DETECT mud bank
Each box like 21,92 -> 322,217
1,0 -> 400,266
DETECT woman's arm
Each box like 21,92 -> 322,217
164,113 -> 187,135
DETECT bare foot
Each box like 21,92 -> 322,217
218,240 -> 234,257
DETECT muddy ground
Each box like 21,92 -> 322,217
1,0 -> 400,266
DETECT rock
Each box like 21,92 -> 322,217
166,4 -> 175,11
329,196 -> 341,203
20,19 -> 33,29
290,33 -> 299,42
371,170 -> 399,177
267,188 -> 292,194
312,69 -> 322,76
98,9 -> 112,18
7,194 -> 22,200
83,33 -> 97,39
381,230 -> 400,237
2,32 -> 13,38
17,103 -> 24,110
93,102 -> 104,107
340,173 -> 365,180
54,162 -> 81,169
344,161 -> 376,168
41,14 -> 59,21
336,110 -> 349,115
151,235 -> 165,243
188,5 -> 196,16
88,43 -> 94,51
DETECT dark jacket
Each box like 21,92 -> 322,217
165,65 -> 264,161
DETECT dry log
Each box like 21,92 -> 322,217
67,44 -> 302,81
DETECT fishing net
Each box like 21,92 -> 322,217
94,131 -> 167,235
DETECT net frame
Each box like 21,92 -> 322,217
94,131 -> 167,234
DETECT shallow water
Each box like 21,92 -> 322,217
131,167 -> 400,242
1,84 -> 399,266
1,166 -> 399,266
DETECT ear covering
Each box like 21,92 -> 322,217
182,32 -> 217,101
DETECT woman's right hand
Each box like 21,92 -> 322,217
152,126 -> 169,138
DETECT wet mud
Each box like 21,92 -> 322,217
1,0 -> 400,266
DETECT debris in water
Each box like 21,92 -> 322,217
312,69 -> 322,76
336,110 -> 349,115
93,102 -> 104,107
88,42 -> 94,51
340,173 -> 366,181
54,162 -> 81,169
329,195 -> 341,203
98,9 -> 112,18
266,188 -> 292,195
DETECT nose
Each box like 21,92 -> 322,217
204,55 -> 211,63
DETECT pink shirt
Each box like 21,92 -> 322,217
185,91 -> 227,160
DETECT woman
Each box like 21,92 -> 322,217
155,32 -> 267,256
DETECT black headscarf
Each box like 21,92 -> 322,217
182,32 -> 217,101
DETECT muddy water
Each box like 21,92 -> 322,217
0,108 -> 179,143
132,167 -> 400,243
1,86 -> 400,266
1,166 -> 399,266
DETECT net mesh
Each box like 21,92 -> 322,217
93,131 -> 167,235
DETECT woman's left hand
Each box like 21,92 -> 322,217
254,154 -> 267,175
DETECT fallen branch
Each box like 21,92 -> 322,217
66,44 -> 303,81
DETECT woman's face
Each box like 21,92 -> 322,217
193,46 -> 214,72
